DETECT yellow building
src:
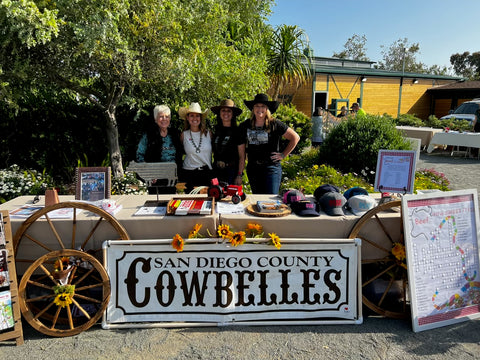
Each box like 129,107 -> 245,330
279,57 -> 462,120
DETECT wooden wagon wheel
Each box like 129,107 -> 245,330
348,200 -> 409,319
13,201 -> 129,270
18,249 -> 110,337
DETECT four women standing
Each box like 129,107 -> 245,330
135,94 -> 300,195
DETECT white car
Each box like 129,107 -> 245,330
440,99 -> 480,125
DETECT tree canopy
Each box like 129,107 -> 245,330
332,34 -> 370,62
450,51 -> 480,80
1,0 -> 274,177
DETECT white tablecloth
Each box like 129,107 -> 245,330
396,126 -> 443,147
427,132 -> 480,153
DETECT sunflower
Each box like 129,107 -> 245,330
229,231 -> 246,247
172,234 -> 184,252
54,256 -> 70,271
391,242 -> 407,269
246,223 -> 264,238
268,232 -> 282,249
188,223 -> 203,238
217,224 -> 233,239
54,293 -> 73,308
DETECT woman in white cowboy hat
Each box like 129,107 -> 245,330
211,99 -> 244,185
238,93 -> 300,194
179,102 -> 213,193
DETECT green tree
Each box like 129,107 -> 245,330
1,0 -> 273,178
332,34 -> 370,61
376,38 -> 447,75
450,51 -> 480,80
267,24 -> 311,101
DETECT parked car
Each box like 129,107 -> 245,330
440,99 -> 480,125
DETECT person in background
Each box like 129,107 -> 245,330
136,105 -> 182,194
350,102 -> 366,118
211,99 -> 244,185
179,102 -> 213,193
337,106 -> 348,118
238,93 -> 300,194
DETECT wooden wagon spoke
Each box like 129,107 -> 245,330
71,298 -> 92,319
33,301 -> 56,320
22,233 -> 54,252
45,214 -> 66,250
26,279 -> 53,291
80,217 -> 105,250
39,264 -> 58,285
73,267 -> 95,286
74,293 -> 102,304
71,208 -> 78,249
362,263 -> 396,287
357,235 -> 392,254
376,275 -> 396,307
372,213 -> 395,245
67,304 -> 74,329
26,294 -> 55,303
50,306 -> 62,329
75,282 -> 104,292
362,257 -> 394,264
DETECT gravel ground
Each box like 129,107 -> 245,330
1,150 -> 480,359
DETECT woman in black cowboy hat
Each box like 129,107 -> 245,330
211,99 -> 244,185
238,93 -> 300,194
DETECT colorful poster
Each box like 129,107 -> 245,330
0,290 -> 14,330
403,190 -> 480,332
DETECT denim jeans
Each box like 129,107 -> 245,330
247,162 -> 282,194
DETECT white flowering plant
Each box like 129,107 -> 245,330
111,171 -> 147,195
0,165 -> 56,203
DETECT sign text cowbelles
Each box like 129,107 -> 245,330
103,240 -> 361,327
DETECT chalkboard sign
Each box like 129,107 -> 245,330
0,211 -> 24,345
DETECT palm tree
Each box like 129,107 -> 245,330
267,25 -> 312,101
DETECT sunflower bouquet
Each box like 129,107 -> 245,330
172,222 -> 282,252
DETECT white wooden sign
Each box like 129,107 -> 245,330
402,189 -> 480,332
102,239 -> 362,328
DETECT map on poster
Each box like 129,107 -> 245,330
402,190 -> 480,332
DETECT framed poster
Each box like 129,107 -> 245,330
75,167 -> 111,201
102,238 -> 362,328
402,189 -> 480,332
374,150 -> 416,194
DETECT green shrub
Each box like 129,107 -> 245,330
395,113 -> 425,127
274,103 -> 312,154
320,114 -> 412,183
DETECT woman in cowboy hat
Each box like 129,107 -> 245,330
211,99 -> 244,185
238,93 -> 300,194
179,102 -> 213,193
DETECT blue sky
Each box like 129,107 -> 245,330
268,0 -> 480,72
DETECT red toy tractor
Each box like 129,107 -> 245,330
208,178 -> 246,204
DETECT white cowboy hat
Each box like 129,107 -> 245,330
178,102 -> 209,120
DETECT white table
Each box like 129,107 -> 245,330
396,126 -> 443,149
426,131 -> 480,155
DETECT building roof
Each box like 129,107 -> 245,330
427,80 -> 480,92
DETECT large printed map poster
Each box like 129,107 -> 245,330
402,190 -> 480,332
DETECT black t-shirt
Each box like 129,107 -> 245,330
238,119 -> 289,164
212,126 -> 240,165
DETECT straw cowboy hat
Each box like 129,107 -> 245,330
210,99 -> 243,116
244,93 -> 279,114
178,102 -> 209,120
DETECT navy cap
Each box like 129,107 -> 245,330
291,199 -> 320,217
314,184 -> 340,202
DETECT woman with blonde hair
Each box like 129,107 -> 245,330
179,102 -> 213,193
238,93 -> 300,194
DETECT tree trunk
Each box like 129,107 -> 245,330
104,110 -> 124,179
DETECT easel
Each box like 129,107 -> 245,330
0,211 -> 24,346
378,185 -> 407,205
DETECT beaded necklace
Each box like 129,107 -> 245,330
189,130 -> 202,153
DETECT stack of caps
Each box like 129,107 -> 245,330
283,189 -> 319,217
314,184 -> 346,216
343,186 -> 376,216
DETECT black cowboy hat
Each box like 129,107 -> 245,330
244,93 -> 279,114
210,99 -> 243,116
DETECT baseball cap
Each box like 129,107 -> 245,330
283,189 -> 305,204
314,184 -> 340,202
343,186 -> 369,200
319,192 -> 346,216
347,195 -> 376,216
291,199 -> 320,217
